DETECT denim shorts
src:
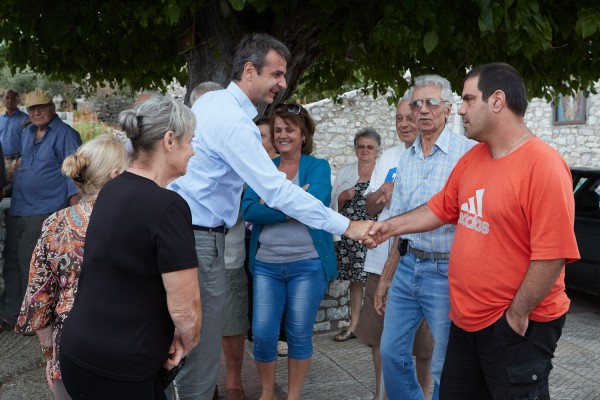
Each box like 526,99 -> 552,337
252,258 -> 327,362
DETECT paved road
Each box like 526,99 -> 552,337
1,290 -> 599,399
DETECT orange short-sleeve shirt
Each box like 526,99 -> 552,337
428,138 -> 580,332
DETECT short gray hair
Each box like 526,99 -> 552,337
189,81 -> 223,106
413,75 -> 453,103
353,128 -> 381,150
398,88 -> 413,106
118,94 -> 195,159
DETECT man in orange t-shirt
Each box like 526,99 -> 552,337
366,63 -> 580,400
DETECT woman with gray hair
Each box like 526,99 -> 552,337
331,128 -> 381,342
59,95 -> 201,399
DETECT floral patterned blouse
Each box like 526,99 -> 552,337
15,201 -> 94,380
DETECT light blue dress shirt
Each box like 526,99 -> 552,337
0,109 -> 28,157
389,126 -> 476,253
169,82 -> 349,236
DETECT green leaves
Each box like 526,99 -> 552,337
1,0 -> 599,102
423,30 -> 439,54
576,9 -> 600,39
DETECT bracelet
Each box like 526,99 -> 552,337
40,345 -> 54,360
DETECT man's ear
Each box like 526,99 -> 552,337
243,62 -> 256,81
491,90 -> 506,111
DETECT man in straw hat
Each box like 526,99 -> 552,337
0,89 -> 82,333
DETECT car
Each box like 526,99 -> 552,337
567,167 -> 600,296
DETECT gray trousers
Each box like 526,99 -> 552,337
169,230 -> 226,400
0,214 -> 49,323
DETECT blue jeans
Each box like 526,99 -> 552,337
252,258 -> 327,362
380,252 -> 450,400
170,231 -> 226,400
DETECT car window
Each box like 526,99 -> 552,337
574,176 -> 600,217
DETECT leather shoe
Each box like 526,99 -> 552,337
333,329 -> 356,342
226,388 -> 245,400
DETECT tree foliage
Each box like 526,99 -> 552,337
1,0 -> 599,102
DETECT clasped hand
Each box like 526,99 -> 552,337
343,220 -> 392,249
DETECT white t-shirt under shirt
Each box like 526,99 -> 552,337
363,144 -> 408,274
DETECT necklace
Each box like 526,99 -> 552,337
492,131 -> 531,159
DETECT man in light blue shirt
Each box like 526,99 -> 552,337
169,33 -> 372,400
373,75 -> 475,400
0,89 -> 28,158
1,89 -> 27,190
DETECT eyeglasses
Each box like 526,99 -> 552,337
409,98 -> 448,111
27,104 -> 52,113
275,103 -> 302,115
357,144 -> 377,150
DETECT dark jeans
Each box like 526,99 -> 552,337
440,313 -> 566,400
0,213 -> 49,323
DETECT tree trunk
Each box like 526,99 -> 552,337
180,2 -> 322,112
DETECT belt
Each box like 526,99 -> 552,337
192,225 -> 228,235
408,246 -> 450,260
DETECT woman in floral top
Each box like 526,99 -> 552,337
15,134 -> 128,399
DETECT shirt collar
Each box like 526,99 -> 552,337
410,125 -> 452,156
227,82 -> 258,120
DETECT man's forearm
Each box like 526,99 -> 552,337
380,237 -> 402,284
387,204 -> 445,237
365,191 -> 385,216
509,259 -> 566,318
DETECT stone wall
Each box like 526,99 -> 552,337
93,95 -> 134,127
308,85 -> 600,177
310,86 -> 600,333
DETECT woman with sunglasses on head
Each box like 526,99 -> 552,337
14,134 -> 129,399
330,128 -> 381,343
242,103 -> 335,400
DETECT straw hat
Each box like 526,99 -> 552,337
25,89 -> 52,107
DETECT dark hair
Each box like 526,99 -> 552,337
255,116 -> 271,127
231,33 -> 291,81
353,128 -> 381,150
465,63 -> 528,117
270,104 -> 315,154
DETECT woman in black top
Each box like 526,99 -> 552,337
60,94 -> 201,399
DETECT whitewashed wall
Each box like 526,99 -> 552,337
307,86 -> 600,175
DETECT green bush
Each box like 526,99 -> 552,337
73,120 -> 112,142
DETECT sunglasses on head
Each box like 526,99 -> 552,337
275,103 -> 302,115
409,98 -> 448,111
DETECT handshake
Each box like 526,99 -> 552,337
343,220 -> 392,248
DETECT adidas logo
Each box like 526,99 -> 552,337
458,188 -> 490,234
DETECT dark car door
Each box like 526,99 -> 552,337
567,168 -> 600,296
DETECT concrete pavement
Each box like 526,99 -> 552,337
1,307 -> 599,399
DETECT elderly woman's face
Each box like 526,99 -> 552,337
355,136 -> 378,162
273,116 -> 303,157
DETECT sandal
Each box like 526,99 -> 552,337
334,329 -> 356,342
277,340 -> 288,357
